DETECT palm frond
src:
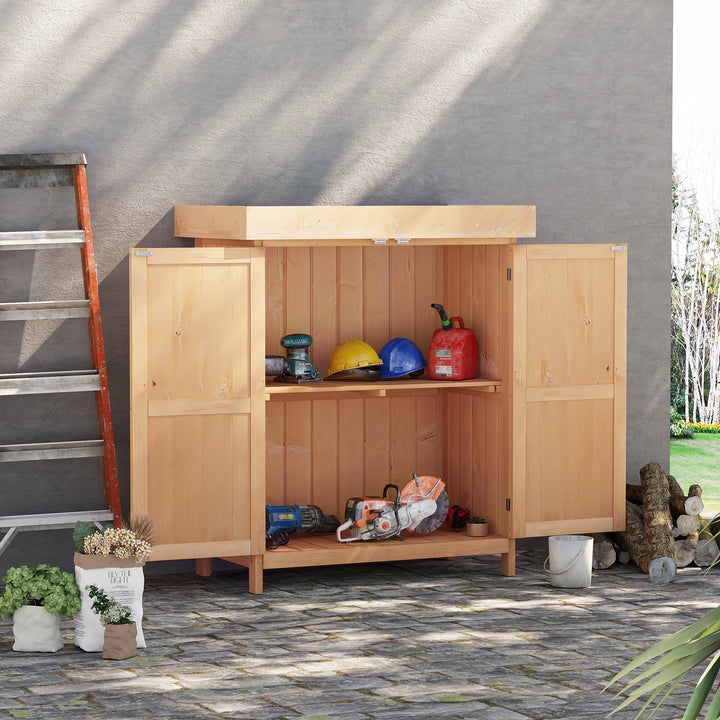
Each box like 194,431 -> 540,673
606,605 -> 720,719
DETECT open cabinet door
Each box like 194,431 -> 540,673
130,248 -> 265,561
511,244 -> 626,538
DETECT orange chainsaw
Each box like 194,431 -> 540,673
336,474 -> 449,542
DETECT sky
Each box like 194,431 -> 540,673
674,0 -> 720,218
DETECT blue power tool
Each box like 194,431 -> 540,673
273,334 -> 323,383
266,504 -> 340,548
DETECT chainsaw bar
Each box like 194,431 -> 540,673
414,488 -> 450,534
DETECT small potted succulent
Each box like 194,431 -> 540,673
0,564 -> 81,652
86,584 -> 137,660
466,517 -> 489,537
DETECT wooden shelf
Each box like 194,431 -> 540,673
226,529 -> 511,570
265,377 -> 500,401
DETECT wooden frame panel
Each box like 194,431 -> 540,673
512,244 -> 627,538
130,248 -> 265,560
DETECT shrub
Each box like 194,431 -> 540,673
0,565 -> 81,618
670,408 -> 694,438
687,421 -> 720,433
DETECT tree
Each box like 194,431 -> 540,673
672,166 -> 720,423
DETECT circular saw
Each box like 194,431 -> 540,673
336,474 -> 449,542
403,474 -> 450,534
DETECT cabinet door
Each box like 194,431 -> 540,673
130,248 -> 265,561
511,244 -> 626,537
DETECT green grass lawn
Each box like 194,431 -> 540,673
670,434 -> 720,515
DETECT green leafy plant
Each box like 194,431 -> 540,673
73,521 -> 109,552
86,585 -> 133,626
671,407 -> 695,438
607,604 -> 720,719
468,517 -> 487,524
0,565 -> 81,618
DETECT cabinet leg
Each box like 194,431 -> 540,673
195,558 -> 213,577
501,539 -> 516,576
248,555 -> 264,594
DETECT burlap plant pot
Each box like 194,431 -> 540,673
102,622 -> 137,660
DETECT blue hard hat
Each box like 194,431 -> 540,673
378,338 -> 426,379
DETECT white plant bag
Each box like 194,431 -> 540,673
73,553 -> 146,652
13,605 -> 63,652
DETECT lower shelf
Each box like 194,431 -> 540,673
226,529 -> 511,570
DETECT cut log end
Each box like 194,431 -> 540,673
695,537 -> 720,567
677,513 -> 701,537
674,539 -> 695,567
685,496 -> 704,516
648,556 -> 676,584
590,533 -> 617,570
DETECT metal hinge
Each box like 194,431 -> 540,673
134,250 -> 153,256
610,245 -> 626,251
506,498 -> 511,511
372,238 -> 388,245
506,268 -> 512,281
395,238 -> 411,245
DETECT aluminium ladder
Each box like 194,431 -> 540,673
0,153 -> 122,555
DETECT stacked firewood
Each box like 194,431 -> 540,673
591,462 -> 719,584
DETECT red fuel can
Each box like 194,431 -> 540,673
428,304 -> 479,380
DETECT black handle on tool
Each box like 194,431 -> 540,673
383,484 -> 400,500
431,303 -> 452,331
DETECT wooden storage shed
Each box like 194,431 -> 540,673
129,205 -> 626,593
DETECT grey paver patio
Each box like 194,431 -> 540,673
0,538 -> 715,719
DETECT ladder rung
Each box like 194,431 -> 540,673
0,510 -> 114,532
0,300 -> 91,321
0,168 -> 74,190
0,440 -> 104,462
0,153 -> 87,168
0,230 -> 86,250
0,370 -> 101,395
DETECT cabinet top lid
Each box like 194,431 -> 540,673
174,205 -> 536,243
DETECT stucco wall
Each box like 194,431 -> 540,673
0,0 -> 672,573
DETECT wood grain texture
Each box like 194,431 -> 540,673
130,249 -> 263,550
175,205 -> 536,242
518,244 -> 626,538
133,208 -> 628,590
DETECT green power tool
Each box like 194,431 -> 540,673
273,333 -> 323,383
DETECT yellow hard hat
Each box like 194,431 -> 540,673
327,340 -> 383,379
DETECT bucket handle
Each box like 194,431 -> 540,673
543,548 -> 587,576
449,316 -> 465,329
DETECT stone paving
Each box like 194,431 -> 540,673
1,538 -> 718,719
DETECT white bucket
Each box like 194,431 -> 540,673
544,535 -> 593,588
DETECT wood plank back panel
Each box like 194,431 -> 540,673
261,244 -> 506,526
264,245 -> 455,518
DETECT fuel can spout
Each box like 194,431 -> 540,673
431,303 -> 452,331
